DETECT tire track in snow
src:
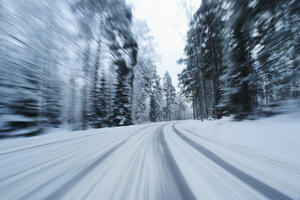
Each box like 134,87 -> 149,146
42,124 -> 156,200
110,126 -> 158,200
0,131 -> 110,156
178,125 -> 300,179
156,125 -> 196,200
0,124 -> 154,156
0,125 -> 154,183
172,124 -> 293,200
0,124 -> 154,200
43,141 -> 125,200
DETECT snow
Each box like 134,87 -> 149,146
171,113 -> 300,199
0,114 -> 300,200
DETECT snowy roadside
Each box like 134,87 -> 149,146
171,112 -> 300,199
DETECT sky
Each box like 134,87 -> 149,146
128,0 -> 202,90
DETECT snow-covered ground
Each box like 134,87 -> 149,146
0,113 -> 300,200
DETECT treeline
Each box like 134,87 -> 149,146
0,0 -> 190,137
132,21 -> 191,123
178,0 -> 300,120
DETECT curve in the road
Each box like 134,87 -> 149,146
172,124 -> 293,200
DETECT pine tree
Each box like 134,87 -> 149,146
223,1 -> 256,120
150,75 -> 163,122
105,1 -> 138,126
178,0 -> 226,120
43,66 -> 62,127
132,20 -> 158,124
113,59 -> 133,126
0,64 -> 43,137
163,72 -> 176,121
133,69 -> 148,123
95,73 -> 110,128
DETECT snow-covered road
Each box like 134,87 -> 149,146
1,115 -> 300,200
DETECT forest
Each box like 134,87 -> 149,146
179,0 -> 299,120
0,0 -> 299,138
0,0 -> 191,137
0,1 -> 300,199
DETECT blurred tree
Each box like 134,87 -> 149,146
163,72 -> 176,121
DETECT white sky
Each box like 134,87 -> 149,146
128,0 -> 202,89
